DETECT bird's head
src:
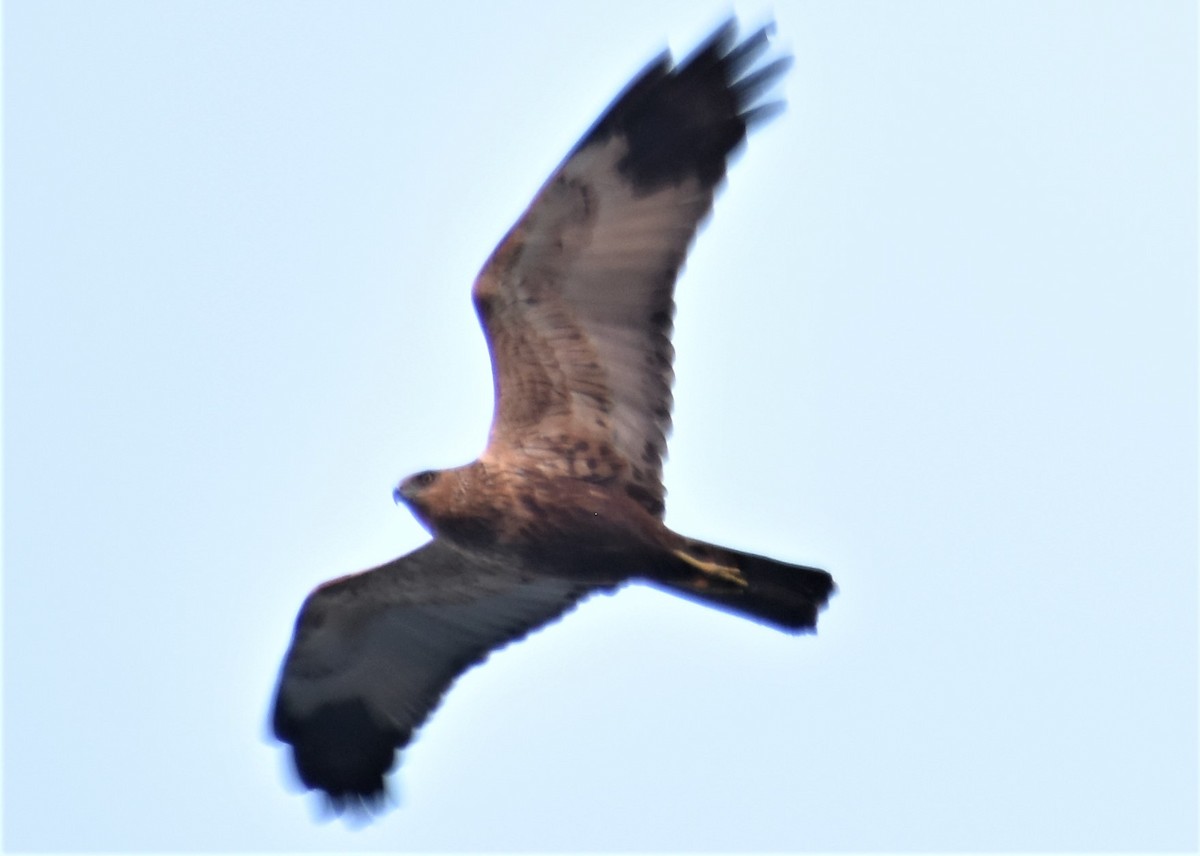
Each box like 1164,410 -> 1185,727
393,469 -> 442,522
394,463 -> 493,543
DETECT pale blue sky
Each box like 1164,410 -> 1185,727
4,1 -> 1197,852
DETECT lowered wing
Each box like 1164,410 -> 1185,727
271,540 -> 601,809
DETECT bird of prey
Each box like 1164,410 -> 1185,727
272,19 -> 835,812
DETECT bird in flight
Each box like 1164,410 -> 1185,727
272,18 -> 835,813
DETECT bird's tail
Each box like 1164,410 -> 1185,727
654,537 -> 835,633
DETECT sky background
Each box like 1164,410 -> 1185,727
3,1 -> 1197,852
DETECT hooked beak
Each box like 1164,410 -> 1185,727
393,476 -> 421,507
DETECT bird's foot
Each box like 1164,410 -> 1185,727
671,548 -> 748,588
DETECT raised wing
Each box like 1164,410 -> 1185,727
271,540 -> 601,810
473,21 -> 790,517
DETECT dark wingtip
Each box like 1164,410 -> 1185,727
575,17 -> 791,193
273,697 -> 409,814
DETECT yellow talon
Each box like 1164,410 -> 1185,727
672,549 -> 748,588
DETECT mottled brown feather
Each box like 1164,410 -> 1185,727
472,23 -> 786,517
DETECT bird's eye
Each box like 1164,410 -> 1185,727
414,470 -> 439,487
